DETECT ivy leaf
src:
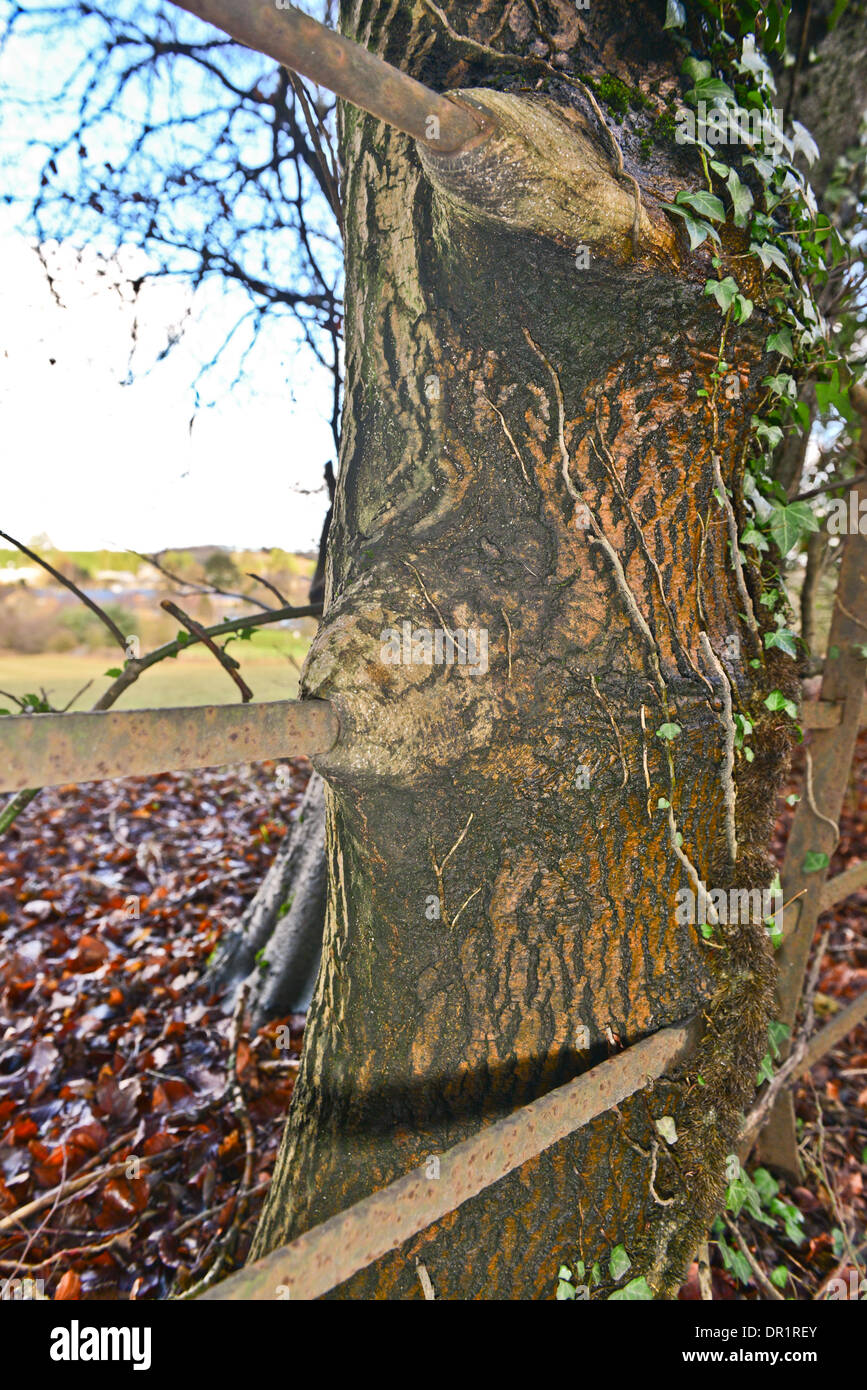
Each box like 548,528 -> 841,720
733,294 -> 753,323
814,367 -> 852,419
718,1234 -> 752,1286
756,1052 -> 776,1086
764,628 -> 798,657
609,1245 -> 632,1281
754,419 -> 783,449
656,722 -> 682,741
763,373 -> 796,399
740,526 -> 768,552
663,0 -> 686,28
681,57 -> 712,84
609,1277 -> 654,1301
767,500 -> 819,553
684,214 -> 718,249
790,120 -> 820,167
678,189 -> 726,222
802,850 -> 830,874
662,202 -> 721,249
727,1173 -> 759,1220
737,34 -> 776,90
752,242 -> 792,279
745,153 -> 776,182
771,1198 -> 805,1247
726,169 -> 754,226
704,276 -> 740,311
766,325 -> 794,357
764,690 -> 799,719
691,77 -> 735,105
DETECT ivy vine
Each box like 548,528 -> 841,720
663,0 -> 866,673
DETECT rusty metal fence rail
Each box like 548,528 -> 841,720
0,699 -> 338,793
200,1018 -> 702,1300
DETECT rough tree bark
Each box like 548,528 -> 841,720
208,771 -> 327,1023
245,0 -> 808,1300
204,0 -> 866,1042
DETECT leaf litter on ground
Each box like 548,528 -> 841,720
0,756 -> 311,1299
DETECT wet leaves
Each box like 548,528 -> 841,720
0,757 -> 311,1299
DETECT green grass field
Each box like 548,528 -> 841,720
0,629 -> 311,710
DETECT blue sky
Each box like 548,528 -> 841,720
0,0 -> 340,553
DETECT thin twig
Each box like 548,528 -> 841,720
741,928 -> 831,1148
403,560 -> 462,655
804,747 -> 840,845
723,1216 -> 784,1300
697,1242 -> 714,1300
524,327 -> 667,704
589,673 -> 628,788
710,456 -> 760,643
415,1259 -> 436,1300
792,469 -> 867,503
0,529 -> 127,650
0,1147 -> 170,1235
138,550 -> 274,612
246,572 -> 289,605
699,631 -> 738,864
430,813 -> 475,929
481,391 -> 532,486
161,600 -> 254,702
501,608 -> 513,681
288,71 -> 343,235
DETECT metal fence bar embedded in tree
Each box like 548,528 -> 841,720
817,860 -> 867,915
799,695 -> 867,729
0,700 -> 339,793
171,0 -> 492,153
200,1016 -> 700,1301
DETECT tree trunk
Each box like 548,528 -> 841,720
249,0 -> 802,1299
207,483 -> 336,1026
800,527 -> 831,662
207,772 -> 327,1026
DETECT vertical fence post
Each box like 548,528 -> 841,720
756,469 -> 867,1177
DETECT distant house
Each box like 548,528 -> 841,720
0,565 -> 41,585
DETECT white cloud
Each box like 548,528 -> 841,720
0,232 -> 334,553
